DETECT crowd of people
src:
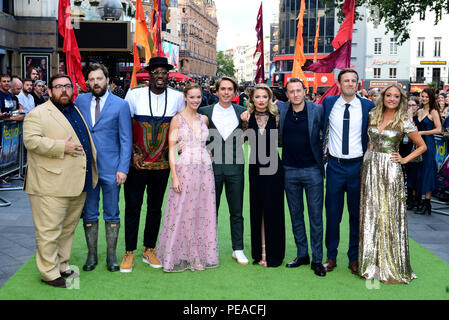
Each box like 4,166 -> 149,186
1,57 -> 446,288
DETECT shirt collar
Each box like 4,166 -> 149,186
92,89 -> 109,102
337,95 -> 358,107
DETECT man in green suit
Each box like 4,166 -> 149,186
198,76 -> 249,265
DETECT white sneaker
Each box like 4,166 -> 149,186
232,250 -> 249,265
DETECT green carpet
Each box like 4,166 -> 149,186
1,148 -> 449,300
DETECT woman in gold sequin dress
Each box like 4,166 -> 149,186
359,84 -> 426,284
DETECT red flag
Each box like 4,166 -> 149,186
254,3 -> 264,84
317,83 -> 341,104
331,10 -> 354,50
342,0 -> 355,14
58,0 -> 87,100
304,40 -> 352,73
151,0 -> 163,57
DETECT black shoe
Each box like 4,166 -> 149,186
60,270 -> 79,278
311,262 -> 326,277
415,199 -> 431,215
83,221 -> 98,272
286,256 -> 310,268
41,277 -> 70,288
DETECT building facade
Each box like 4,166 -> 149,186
353,6 -> 411,91
178,0 -> 218,77
409,9 -> 449,92
232,37 -> 271,84
274,0 -> 336,89
0,0 -> 58,80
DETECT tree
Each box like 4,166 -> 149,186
325,0 -> 449,44
216,51 -> 235,77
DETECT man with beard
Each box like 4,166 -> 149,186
23,74 -> 98,287
32,80 -> 47,106
18,78 -> 35,114
75,63 -> 132,272
120,57 -> 184,273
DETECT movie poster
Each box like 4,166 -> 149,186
0,121 -> 20,171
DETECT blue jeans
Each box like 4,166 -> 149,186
83,176 -> 121,223
284,165 -> 324,263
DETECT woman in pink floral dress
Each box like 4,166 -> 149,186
157,83 -> 218,272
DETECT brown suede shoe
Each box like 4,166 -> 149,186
348,260 -> 359,275
323,258 -> 337,272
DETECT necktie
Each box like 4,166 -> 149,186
342,103 -> 350,155
95,97 -> 100,124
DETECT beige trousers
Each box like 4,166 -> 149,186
29,193 -> 86,281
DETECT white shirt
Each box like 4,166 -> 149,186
212,103 -> 239,141
90,90 -> 109,126
17,91 -> 35,114
125,86 -> 185,117
328,96 -> 363,159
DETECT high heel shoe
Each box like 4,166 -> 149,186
258,245 -> 267,267
415,198 -> 431,215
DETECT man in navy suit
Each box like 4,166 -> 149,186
276,78 -> 326,277
321,69 -> 374,275
75,63 -> 132,272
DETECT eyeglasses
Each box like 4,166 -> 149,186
150,70 -> 169,76
53,84 -> 73,90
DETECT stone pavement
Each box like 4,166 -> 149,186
0,179 -> 449,288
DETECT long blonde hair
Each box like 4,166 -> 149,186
246,83 -> 279,116
370,84 -> 409,130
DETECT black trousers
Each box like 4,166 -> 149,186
124,166 -> 170,251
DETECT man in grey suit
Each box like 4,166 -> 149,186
75,63 -> 132,272
198,76 -> 249,265
276,78 -> 326,277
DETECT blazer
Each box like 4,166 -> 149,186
75,90 -> 132,177
23,100 -> 98,197
198,103 -> 247,175
276,100 -> 324,175
322,94 -> 375,160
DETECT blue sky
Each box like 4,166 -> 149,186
215,0 -> 279,51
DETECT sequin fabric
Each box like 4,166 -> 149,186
359,115 -> 418,284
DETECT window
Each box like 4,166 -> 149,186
434,37 -> 441,57
416,68 -> 424,82
374,38 -> 382,55
417,38 -> 425,57
390,37 -> 398,55
389,68 -> 397,79
373,68 -> 381,79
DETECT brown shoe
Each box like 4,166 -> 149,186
142,248 -> 162,268
41,277 -> 70,288
323,258 -> 337,272
120,251 -> 135,273
348,260 -> 359,275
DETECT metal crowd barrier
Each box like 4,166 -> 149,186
0,120 -> 26,207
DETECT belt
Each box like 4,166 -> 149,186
328,154 -> 363,163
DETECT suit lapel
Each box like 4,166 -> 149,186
82,93 -> 93,130
306,102 -> 314,141
47,102 -> 79,142
279,102 -> 288,136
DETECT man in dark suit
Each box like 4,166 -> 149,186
276,78 -> 326,277
321,69 -> 375,275
75,63 -> 132,272
198,76 -> 249,265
